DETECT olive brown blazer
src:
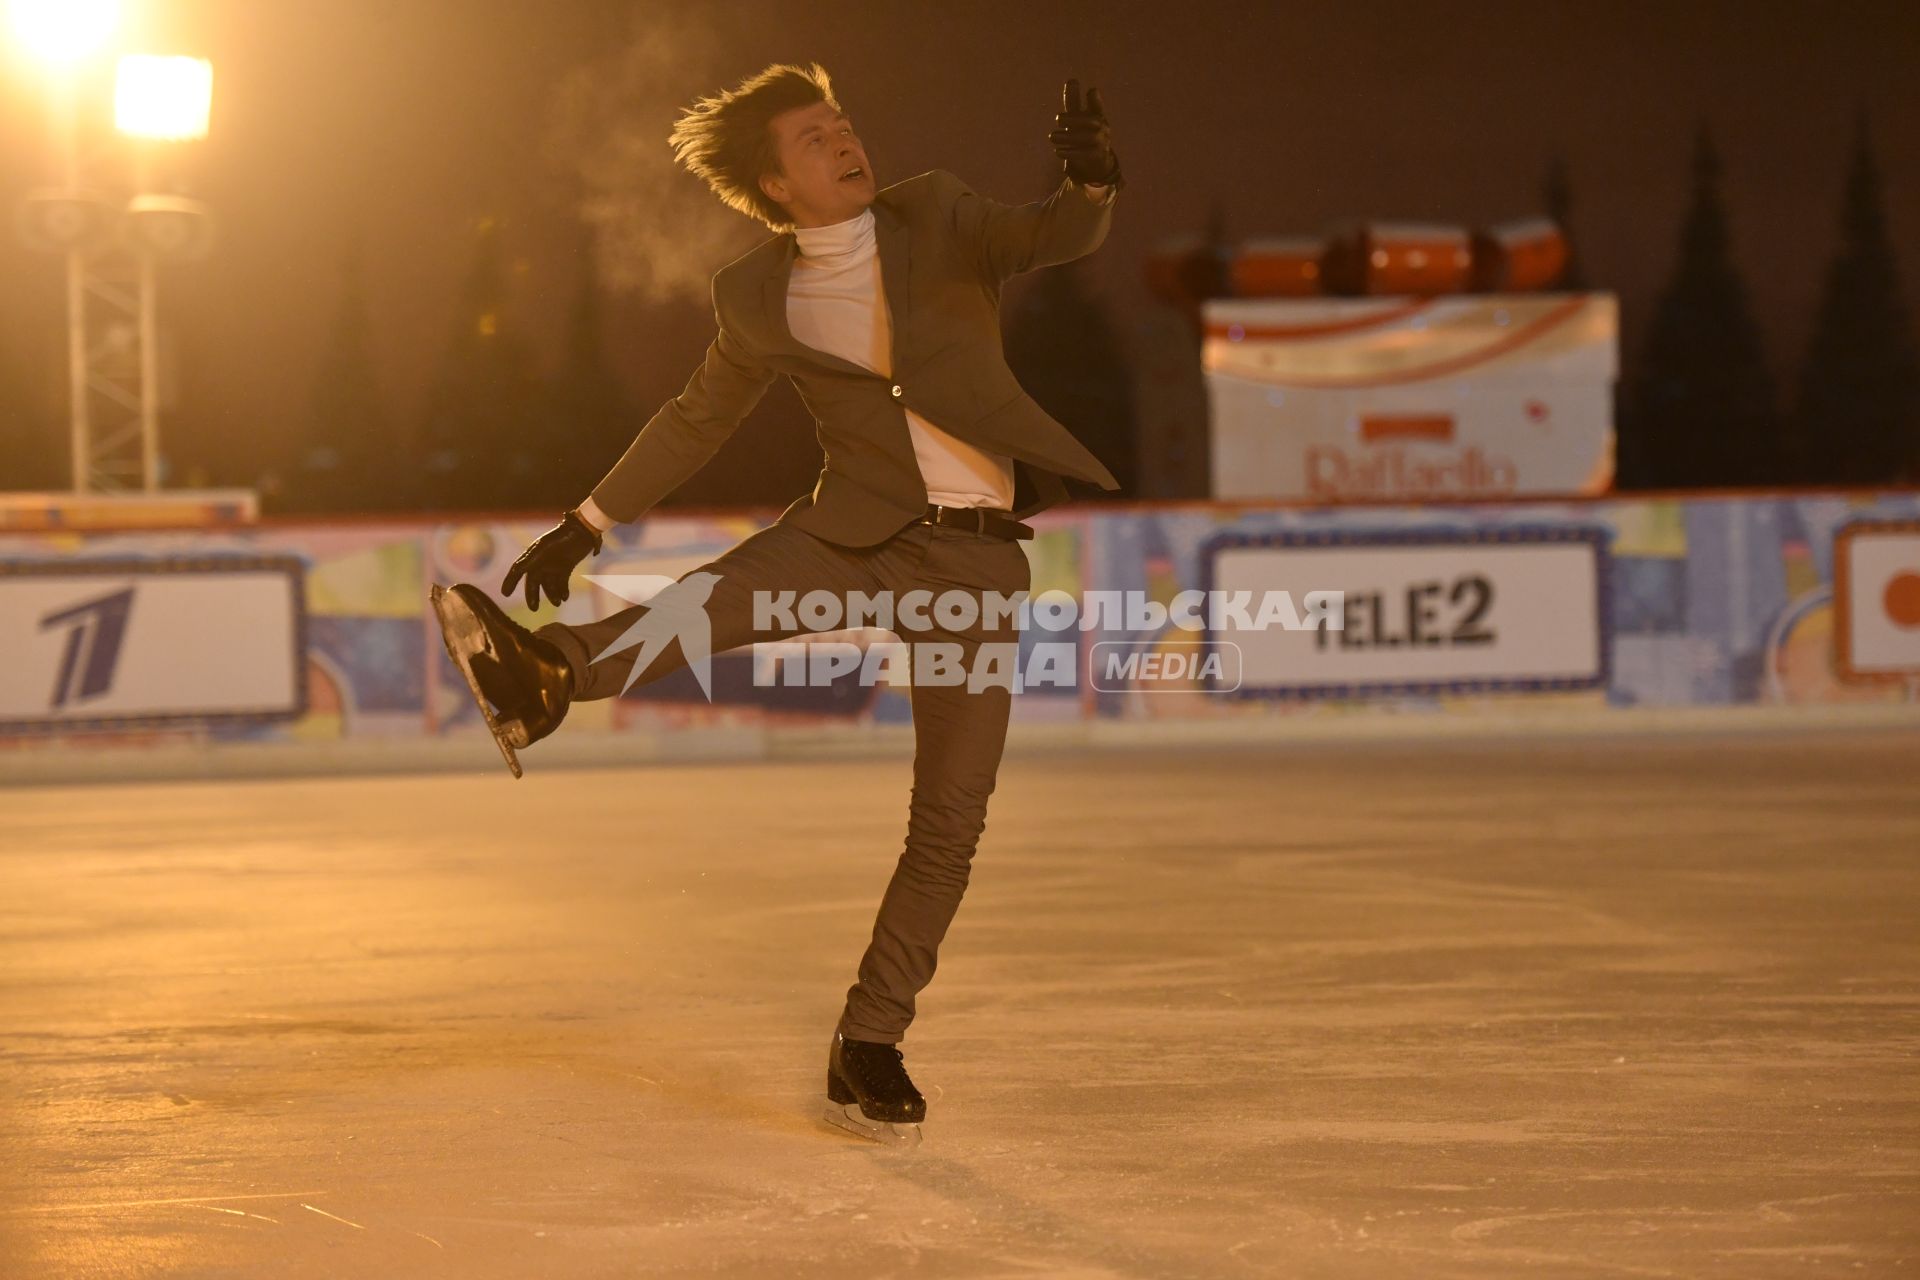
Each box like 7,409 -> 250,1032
586,169 -> 1124,546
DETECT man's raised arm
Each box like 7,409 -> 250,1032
937,78 -> 1123,286
941,169 -> 1120,284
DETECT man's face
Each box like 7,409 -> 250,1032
760,100 -> 874,228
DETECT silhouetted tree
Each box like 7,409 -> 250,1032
1543,154 -> 1588,290
1791,114 -> 1920,484
1622,127 -> 1780,489
416,216 -> 550,513
0,326 -> 62,491
535,220 -> 633,510
1004,194 -> 1140,499
1130,302 -> 1212,501
286,233 -> 392,513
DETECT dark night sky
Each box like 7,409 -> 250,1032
2,0 -> 1917,496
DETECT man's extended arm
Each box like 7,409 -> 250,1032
584,285 -> 777,526
939,77 -> 1122,285
941,168 -> 1120,284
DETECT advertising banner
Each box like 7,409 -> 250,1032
1204,293 -> 1617,502
0,555 -> 306,732
1834,521 -> 1920,679
1201,527 -> 1609,697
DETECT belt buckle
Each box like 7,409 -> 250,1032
925,505 -> 993,536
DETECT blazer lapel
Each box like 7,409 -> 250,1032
759,197 -> 910,380
873,198 -> 911,358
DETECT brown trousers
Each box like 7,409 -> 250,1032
535,519 -> 1031,1044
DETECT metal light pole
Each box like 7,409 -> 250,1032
116,54 -> 217,493
7,0 -> 122,492
10,4 -> 215,496
55,69 -> 92,493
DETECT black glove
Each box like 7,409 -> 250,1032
1048,78 -> 1122,188
501,508 -> 602,610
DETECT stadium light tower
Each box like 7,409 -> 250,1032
115,54 -> 216,491
8,0 -> 122,493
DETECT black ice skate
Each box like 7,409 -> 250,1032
428,582 -> 576,778
823,1031 -> 926,1146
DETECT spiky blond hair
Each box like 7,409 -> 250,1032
669,62 -> 841,232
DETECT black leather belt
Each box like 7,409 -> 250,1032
919,503 -> 1035,541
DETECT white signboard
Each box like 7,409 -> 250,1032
1205,293 -> 1617,502
1835,522 -> 1920,679
1204,529 -> 1608,696
0,556 -> 306,732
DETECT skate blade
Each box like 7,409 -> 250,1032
822,1100 -> 923,1147
428,584 -> 523,780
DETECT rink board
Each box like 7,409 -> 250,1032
0,490 -> 1916,755
1199,526 -> 1608,697
0,555 -> 306,734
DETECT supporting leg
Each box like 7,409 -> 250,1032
836,529 -> 1031,1044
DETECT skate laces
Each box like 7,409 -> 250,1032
845,1039 -> 908,1081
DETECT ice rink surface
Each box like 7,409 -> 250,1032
3,728 -> 1917,1278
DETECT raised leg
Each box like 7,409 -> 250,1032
537,522 -> 904,701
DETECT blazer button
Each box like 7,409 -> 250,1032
890,384 -> 903,398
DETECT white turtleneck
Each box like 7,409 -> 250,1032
785,205 -> 1016,511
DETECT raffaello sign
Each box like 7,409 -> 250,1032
1304,443 -> 1519,500
1204,293 -> 1617,502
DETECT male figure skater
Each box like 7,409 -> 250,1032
430,62 -> 1122,1143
